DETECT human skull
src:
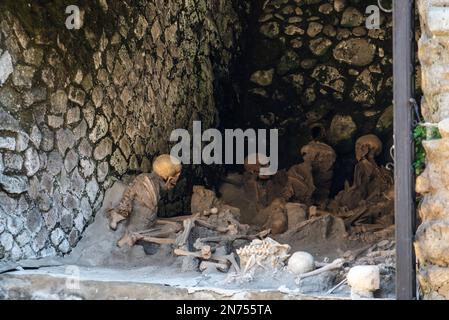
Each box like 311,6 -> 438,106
244,153 -> 271,180
355,135 -> 382,161
301,142 -> 336,172
152,154 -> 182,189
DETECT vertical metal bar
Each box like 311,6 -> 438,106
393,0 -> 416,300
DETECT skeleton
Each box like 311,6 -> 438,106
106,154 -> 182,247
329,135 -> 394,232
234,237 -> 291,281
283,142 -> 336,207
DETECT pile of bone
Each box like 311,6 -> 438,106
236,238 -> 291,276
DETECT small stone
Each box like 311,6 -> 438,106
66,107 -> 81,124
80,158 -> 95,177
60,212 -> 74,233
70,168 -> 86,195
333,39 -> 376,67
16,229 -> 31,247
7,215 -> 24,236
341,7 -> 364,27
329,115 -> 357,146
334,0 -> 346,12
94,138 -> 112,160
318,3 -> 333,14
50,90 -> 68,114
43,208 -> 58,230
23,47 -> 44,66
311,65 -> 345,93
250,69 -> 274,86
64,149 -> 79,172
284,25 -> 305,36
73,119 -> 88,142
97,161 -> 109,182
0,232 -> 13,251
151,19 -> 162,41
309,37 -> 332,56
110,149 -> 127,175
47,151 -> 63,176
89,115 -> 108,143
78,138 -> 92,157
323,25 -> 337,37
92,86 -> 104,108
51,228 -> 65,246
3,153 -> 22,172
16,132 -> 29,152
0,51 -> 13,86
260,22 -> 280,39
0,175 -> 28,194
24,148 -> 40,176
40,127 -> 54,151
47,115 -> 64,129
134,15 -> 148,40
68,86 -> 86,106
0,137 -> 16,150
86,178 -> 99,204
56,129 -> 76,155
307,22 -> 323,37
353,26 -> 367,37
12,65 -> 35,88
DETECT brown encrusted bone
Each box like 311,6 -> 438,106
355,134 -> 383,162
153,154 -> 182,189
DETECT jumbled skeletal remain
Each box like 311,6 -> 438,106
106,154 -> 182,246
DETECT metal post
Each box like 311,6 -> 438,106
393,0 -> 416,300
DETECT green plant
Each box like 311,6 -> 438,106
413,124 -> 441,176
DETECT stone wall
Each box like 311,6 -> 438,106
229,0 -> 393,184
415,0 -> 449,300
0,0 -> 242,261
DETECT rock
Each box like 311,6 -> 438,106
333,39 -> 376,67
92,86 -> 104,108
311,65 -> 345,93
56,129 -> 76,155
97,161 -> 109,182
260,22 -> 280,39
3,152 -> 23,172
250,69 -> 274,86
50,90 -> 68,114
64,149 -> 79,172
40,127 -> 54,151
23,47 -> 44,66
47,151 -> 63,176
66,107 -> 81,124
283,74 -> 304,93
7,215 -> 24,236
307,22 -> 323,37
296,271 -> 337,294
12,65 -> 35,88
334,0 -> 346,12
16,132 -> 29,152
288,251 -> 315,275
94,138 -> 112,160
375,105 -> 393,135
277,51 -> 301,75
89,115 -> 108,143
285,25 -> 305,36
0,51 -> 13,86
341,7 -> 363,27
0,174 -> 28,194
80,158 -> 95,177
134,15 -> 148,40
110,149 -> 127,175
347,265 -> 380,299
350,69 -> 376,105
47,115 -> 64,129
328,115 -> 357,147
286,203 -> 308,230
0,137 -> 16,151
24,148 -> 40,176
309,37 -> 332,56
0,232 -> 13,251
50,228 -> 65,246
86,178 -> 99,204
